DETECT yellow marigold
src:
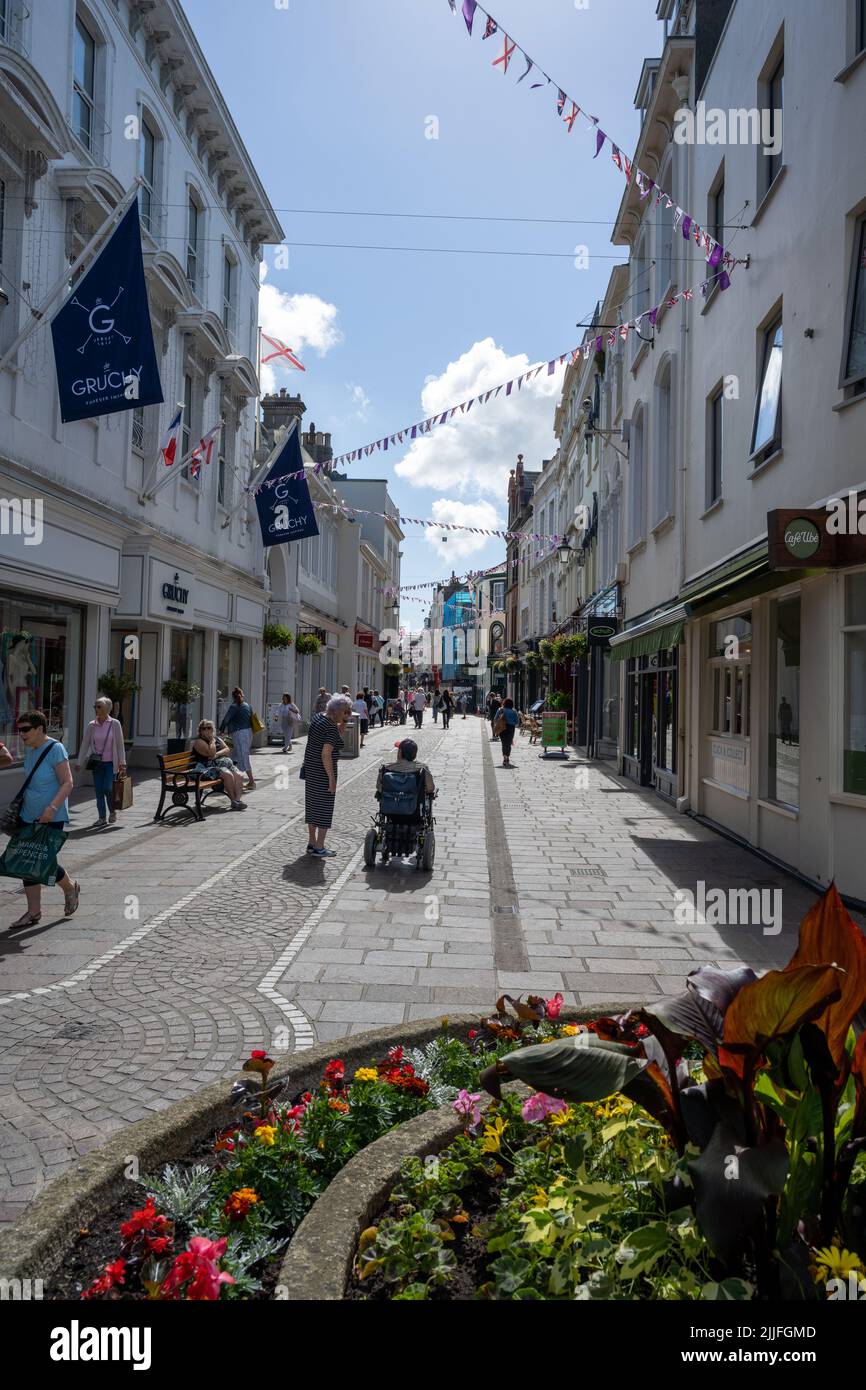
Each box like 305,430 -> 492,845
480,1116 -> 507,1154
560,1024 -> 579,1036
354,1067 -> 378,1082
812,1247 -> 865,1283
548,1107 -> 574,1127
224,1187 -> 259,1219
254,1124 -> 277,1146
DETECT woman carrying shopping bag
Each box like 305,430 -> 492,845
278,693 -> 301,754
76,696 -> 126,826
0,710 -> 80,929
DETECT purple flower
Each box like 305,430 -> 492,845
452,1089 -> 482,1130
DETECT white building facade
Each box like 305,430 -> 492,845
0,0 -> 283,766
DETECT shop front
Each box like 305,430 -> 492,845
611,605 -> 684,801
581,583 -> 620,762
0,593 -> 85,760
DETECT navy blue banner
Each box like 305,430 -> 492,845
50,201 -> 163,423
255,426 -> 320,548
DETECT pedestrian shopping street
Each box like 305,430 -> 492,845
0,713 -> 841,1227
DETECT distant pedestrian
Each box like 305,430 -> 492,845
440,688 -> 453,729
3,710 -> 80,930
372,690 -> 385,727
76,696 -> 126,827
278,693 -> 300,753
220,687 -> 255,790
303,694 -> 352,857
488,691 -> 502,741
494,697 -> 520,768
411,687 -> 426,729
352,690 -> 370,747
778,696 -> 794,745
432,691 -> 441,724
314,687 -> 330,715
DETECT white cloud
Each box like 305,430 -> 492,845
420,497 -> 503,564
347,382 -> 370,419
258,270 -> 343,393
394,337 -> 560,498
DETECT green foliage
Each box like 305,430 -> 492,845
97,668 -> 141,701
144,1164 -> 214,1233
161,678 -> 202,705
545,691 -> 571,712
294,633 -> 321,655
262,623 -> 294,650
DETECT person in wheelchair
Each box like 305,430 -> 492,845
366,738 -> 436,868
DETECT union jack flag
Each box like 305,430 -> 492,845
188,423 -> 220,479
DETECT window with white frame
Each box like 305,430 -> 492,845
222,251 -> 236,340
707,163 -> 725,298
186,192 -> 202,294
73,13 -> 96,153
138,115 -> 158,236
707,384 -> 724,507
843,572 -> 866,795
840,212 -> 866,394
131,406 -> 146,454
657,153 -> 675,298
628,406 -> 645,546
751,316 -> 783,462
760,49 -> 784,197
180,372 -> 197,483
653,359 -> 674,524
631,230 -> 651,362
709,614 -> 752,737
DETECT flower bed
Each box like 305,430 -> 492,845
348,885 -> 866,1301
57,997 -> 576,1301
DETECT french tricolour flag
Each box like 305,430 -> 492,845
160,407 -> 183,467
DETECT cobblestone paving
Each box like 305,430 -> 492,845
1,714 -> 861,1225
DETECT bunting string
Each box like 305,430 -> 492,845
447,1 -> 739,287
249,261 -> 740,500
313,498 -> 565,545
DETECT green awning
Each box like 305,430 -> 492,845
610,618 -> 684,663
679,542 -> 769,608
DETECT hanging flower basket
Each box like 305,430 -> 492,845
295,633 -> 322,656
538,639 -> 554,663
524,652 -> 544,671
262,623 -> 295,651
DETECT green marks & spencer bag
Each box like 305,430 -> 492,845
0,823 -> 68,886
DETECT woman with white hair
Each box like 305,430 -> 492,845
76,696 -> 126,827
301,693 -> 351,857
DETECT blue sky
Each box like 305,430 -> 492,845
183,0 -> 661,608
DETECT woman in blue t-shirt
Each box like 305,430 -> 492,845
2,709 -> 81,930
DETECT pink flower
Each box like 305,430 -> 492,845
452,1089 -> 482,1130
544,992 -> 564,1020
522,1091 -> 568,1124
162,1235 -> 235,1301
387,1045 -> 404,1064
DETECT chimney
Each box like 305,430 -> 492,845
301,418 -> 334,468
260,390 -> 306,436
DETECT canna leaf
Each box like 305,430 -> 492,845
497,1033 -> 648,1104
718,965 -> 843,1078
785,883 -> 866,1069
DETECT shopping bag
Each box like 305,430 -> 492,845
113,772 -> 133,811
251,710 -> 265,735
0,823 -> 68,885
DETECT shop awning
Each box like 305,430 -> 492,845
608,603 -> 688,663
678,542 -> 769,609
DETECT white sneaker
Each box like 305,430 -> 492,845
108,811 -> 117,824
95,817 -> 107,827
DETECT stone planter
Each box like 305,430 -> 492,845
0,1007 -> 625,1293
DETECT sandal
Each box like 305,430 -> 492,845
64,881 -> 81,917
9,911 -> 41,931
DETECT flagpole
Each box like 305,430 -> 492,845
255,326 -> 262,457
0,178 -> 143,378
144,417 -> 224,503
220,417 -> 298,530
137,401 -> 185,504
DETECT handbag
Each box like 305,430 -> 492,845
0,822 -> 68,885
86,720 -> 113,772
0,741 -> 56,837
112,771 -> 133,811
251,710 -> 265,735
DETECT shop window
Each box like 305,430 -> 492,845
1,597 -> 83,758
843,573 -> 866,794
751,318 -> 783,462
840,214 -> 866,395
625,660 -> 639,758
767,595 -> 800,807
217,636 -> 242,731
709,614 -> 751,737
167,629 -> 203,739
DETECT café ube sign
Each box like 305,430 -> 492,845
768,493 -> 866,571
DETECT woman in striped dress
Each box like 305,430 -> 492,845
303,694 -> 351,857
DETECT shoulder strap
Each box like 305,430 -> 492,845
16,739 -> 57,801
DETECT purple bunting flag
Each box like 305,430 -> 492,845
462,0 -> 477,35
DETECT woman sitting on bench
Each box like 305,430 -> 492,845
191,720 -> 247,810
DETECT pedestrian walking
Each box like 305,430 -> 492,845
314,687 -> 330,715
411,687 -> 426,729
488,691 -> 502,741
432,691 -> 441,723
302,694 -> 352,857
192,721 -> 247,808
76,696 -> 126,827
494,697 -> 520,768
219,687 -> 255,790
352,690 -> 370,747
440,688 -> 453,730
278,693 -> 300,753
1,710 -> 80,929
372,690 -> 385,727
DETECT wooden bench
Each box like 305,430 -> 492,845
154,750 -> 230,823
528,716 -> 542,744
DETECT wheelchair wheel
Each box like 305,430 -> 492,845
363,828 -> 378,869
420,829 -> 435,871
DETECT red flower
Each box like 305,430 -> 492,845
81,1257 -> 126,1300
162,1237 -> 235,1301
120,1198 -> 169,1244
250,1049 -> 269,1060
144,1235 -> 172,1256
324,1059 -> 345,1083
468,1029 -> 478,1039
301,1091 -> 312,1104
544,992 -> 564,1020
389,1073 -> 429,1097
387,1045 -> 404,1064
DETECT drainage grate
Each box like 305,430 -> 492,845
492,904 -> 518,914
572,866 -> 606,877
54,1022 -> 96,1040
